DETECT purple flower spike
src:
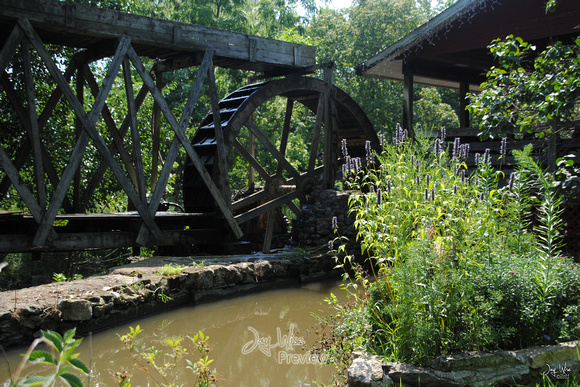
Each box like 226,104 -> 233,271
500,137 -> 507,159
441,127 -> 446,141
332,216 -> 338,231
341,138 -> 349,158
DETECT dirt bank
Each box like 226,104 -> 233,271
0,249 -> 338,348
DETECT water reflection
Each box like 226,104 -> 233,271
1,280 -> 345,386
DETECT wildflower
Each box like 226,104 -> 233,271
484,148 -> 491,164
434,138 -> 441,159
386,180 -> 392,194
426,174 -> 431,186
379,133 -> 386,147
508,172 -> 515,190
543,334 -> 551,341
376,188 -> 382,205
341,138 -> 349,158
332,216 -> 338,231
424,188 -> 429,201
416,175 -> 420,185
453,184 -> 457,195
410,154 -> 415,167
510,270 -> 516,274
430,188 -> 435,201
365,140 -> 375,164
452,137 -> 461,160
440,127 -> 446,141
475,153 -> 481,166
328,240 -> 334,250
500,137 -> 507,159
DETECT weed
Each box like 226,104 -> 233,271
117,325 -> 217,386
7,328 -> 88,386
155,263 -> 185,277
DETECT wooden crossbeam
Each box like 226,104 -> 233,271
82,77 -> 149,211
0,24 -> 23,74
0,70 -> 74,212
235,190 -> 299,224
83,67 -> 139,188
245,120 -> 301,182
233,140 -> 272,183
0,146 -> 58,239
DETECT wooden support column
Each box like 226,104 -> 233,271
323,63 -> 337,189
308,89 -> 325,173
22,38 -> 46,209
74,64 -> 84,212
123,57 -> 146,200
459,81 -> 470,128
547,126 -> 560,172
402,62 -> 414,138
207,57 -> 229,204
151,71 -> 162,193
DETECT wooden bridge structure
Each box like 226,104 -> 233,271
0,0 -> 379,254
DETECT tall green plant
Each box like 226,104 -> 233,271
513,145 -> 565,304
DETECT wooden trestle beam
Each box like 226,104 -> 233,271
0,0 -> 317,252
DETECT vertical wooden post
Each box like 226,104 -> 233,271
207,57 -> 230,204
402,62 -> 414,138
323,63 -> 337,189
74,64 -> 84,212
22,38 -> 46,209
151,71 -> 162,193
247,77 -> 257,192
459,81 -> 470,128
123,57 -> 146,201
547,126 -> 559,172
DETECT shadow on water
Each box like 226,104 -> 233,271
1,280 -> 346,386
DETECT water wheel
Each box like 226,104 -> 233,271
183,75 -> 379,251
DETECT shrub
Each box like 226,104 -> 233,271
324,128 -> 580,366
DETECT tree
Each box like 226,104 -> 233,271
307,0 -> 455,134
468,35 -> 580,139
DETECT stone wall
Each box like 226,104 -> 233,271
0,253 -> 338,348
292,189 -> 358,249
348,342 -> 580,386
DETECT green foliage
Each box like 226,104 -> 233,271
322,131 -> 580,366
8,328 -> 89,387
468,35 -> 580,138
117,325 -> 217,386
155,263 -> 185,277
52,273 -> 83,283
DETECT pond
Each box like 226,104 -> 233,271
1,280 -> 345,386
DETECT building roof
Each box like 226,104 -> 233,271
357,0 -> 580,90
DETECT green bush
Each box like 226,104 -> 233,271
325,128 -> 580,366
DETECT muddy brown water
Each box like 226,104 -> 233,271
1,280 -> 346,386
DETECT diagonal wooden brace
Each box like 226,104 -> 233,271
127,47 -> 243,242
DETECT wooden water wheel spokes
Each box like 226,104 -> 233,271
183,75 -> 379,252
